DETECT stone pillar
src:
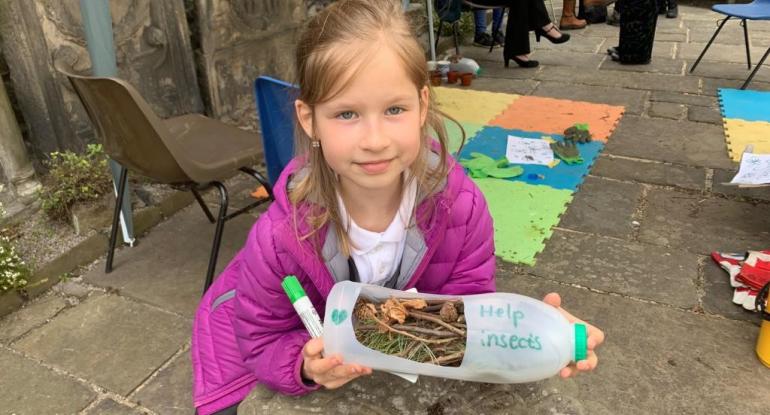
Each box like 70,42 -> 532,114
0,78 -> 41,217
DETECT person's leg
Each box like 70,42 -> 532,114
529,0 -> 570,43
504,0 -> 531,58
560,0 -> 587,30
617,0 -> 657,63
473,7 -> 496,46
666,0 -> 677,18
492,8 -> 505,45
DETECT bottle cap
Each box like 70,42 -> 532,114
574,323 -> 588,362
282,275 -> 306,303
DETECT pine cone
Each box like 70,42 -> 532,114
439,302 -> 459,322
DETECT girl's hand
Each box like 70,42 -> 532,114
301,337 -> 372,389
542,292 -> 605,379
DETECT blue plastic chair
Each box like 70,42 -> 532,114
689,0 -> 770,89
254,76 -> 299,185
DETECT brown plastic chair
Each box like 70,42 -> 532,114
64,72 -> 274,293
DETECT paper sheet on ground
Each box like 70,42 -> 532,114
729,152 -> 770,186
505,135 -> 554,165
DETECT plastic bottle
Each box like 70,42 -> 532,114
323,281 -> 587,383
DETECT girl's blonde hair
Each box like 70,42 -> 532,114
290,0 -> 463,255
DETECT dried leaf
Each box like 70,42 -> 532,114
381,297 -> 408,324
399,298 -> 428,310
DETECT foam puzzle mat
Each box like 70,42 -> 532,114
718,88 -> 770,161
434,87 -> 625,265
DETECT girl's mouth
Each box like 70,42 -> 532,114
357,159 -> 392,174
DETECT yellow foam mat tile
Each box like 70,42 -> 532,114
433,87 -> 519,125
723,118 -> 770,162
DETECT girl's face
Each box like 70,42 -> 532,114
296,45 -> 429,196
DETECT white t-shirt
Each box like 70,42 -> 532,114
337,178 -> 418,285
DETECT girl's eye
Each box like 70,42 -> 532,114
336,111 -> 356,120
386,107 -> 405,115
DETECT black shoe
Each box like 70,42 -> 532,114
666,6 -> 678,18
607,46 -> 618,55
493,31 -> 505,46
535,24 -> 570,44
505,56 -> 539,68
473,32 -> 495,48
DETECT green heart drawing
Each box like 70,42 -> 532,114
331,309 -> 348,325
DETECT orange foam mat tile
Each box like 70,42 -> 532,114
433,87 -> 520,125
489,95 -> 625,142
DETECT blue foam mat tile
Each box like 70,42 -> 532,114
718,88 -> 770,123
456,126 -> 604,192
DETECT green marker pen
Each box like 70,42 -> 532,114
282,275 -> 323,338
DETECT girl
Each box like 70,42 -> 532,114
191,1 -> 603,414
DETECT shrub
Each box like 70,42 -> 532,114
0,236 -> 29,293
40,144 -> 112,221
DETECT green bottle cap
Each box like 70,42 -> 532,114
574,323 -> 588,362
281,275 -> 306,303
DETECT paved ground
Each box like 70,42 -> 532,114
2,5 -> 770,414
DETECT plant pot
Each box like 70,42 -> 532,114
460,73 -> 473,87
430,71 -> 442,86
447,71 -> 459,84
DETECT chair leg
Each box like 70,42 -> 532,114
106,167 -> 129,273
742,19 -> 751,69
452,21 -> 460,56
203,182 -> 228,294
239,167 -> 274,200
742,46 -> 770,89
191,187 -> 215,223
690,16 -> 731,73
435,20 -> 444,56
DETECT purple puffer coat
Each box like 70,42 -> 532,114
191,155 -> 496,414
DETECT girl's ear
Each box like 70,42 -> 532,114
295,99 -> 314,138
419,86 -> 429,127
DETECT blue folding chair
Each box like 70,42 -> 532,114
254,76 -> 299,185
689,0 -> 770,89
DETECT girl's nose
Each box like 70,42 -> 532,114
360,118 -> 390,151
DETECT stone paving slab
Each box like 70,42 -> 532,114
649,90 -> 716,107
638,188 -> 770,255
678,42 -> 769,64
454,77 -> 539,96
700,76 -> 770,96
688,24 -> 770,45
536,66 -> 701,94
702,259 -> 759,323
524,229 -> 699,308
591,156 -> 706,190
133,352 -> 194,415
686,60 -> 770,83
84,399 -> 144,415
648,101 -> 686,119
531,34 -> 605,54
0,347 -> 96,414
558,176 -> 644,240
599,57 -> 685,75
83,204 -> 252,317
529,49 -> 605,69
0,294 -> 67,344
687,104 -> 722,124
12,294 -> 190,396
531,81 -> 647,115
605,115 -> 734,169
712,168 -> 770,202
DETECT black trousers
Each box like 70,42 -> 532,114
618,0 -> 658,63
470,0 -> 552,58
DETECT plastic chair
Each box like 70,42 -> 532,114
689,0 -> 770,89
254,76 -> 298,185
64,72 -> 273,293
